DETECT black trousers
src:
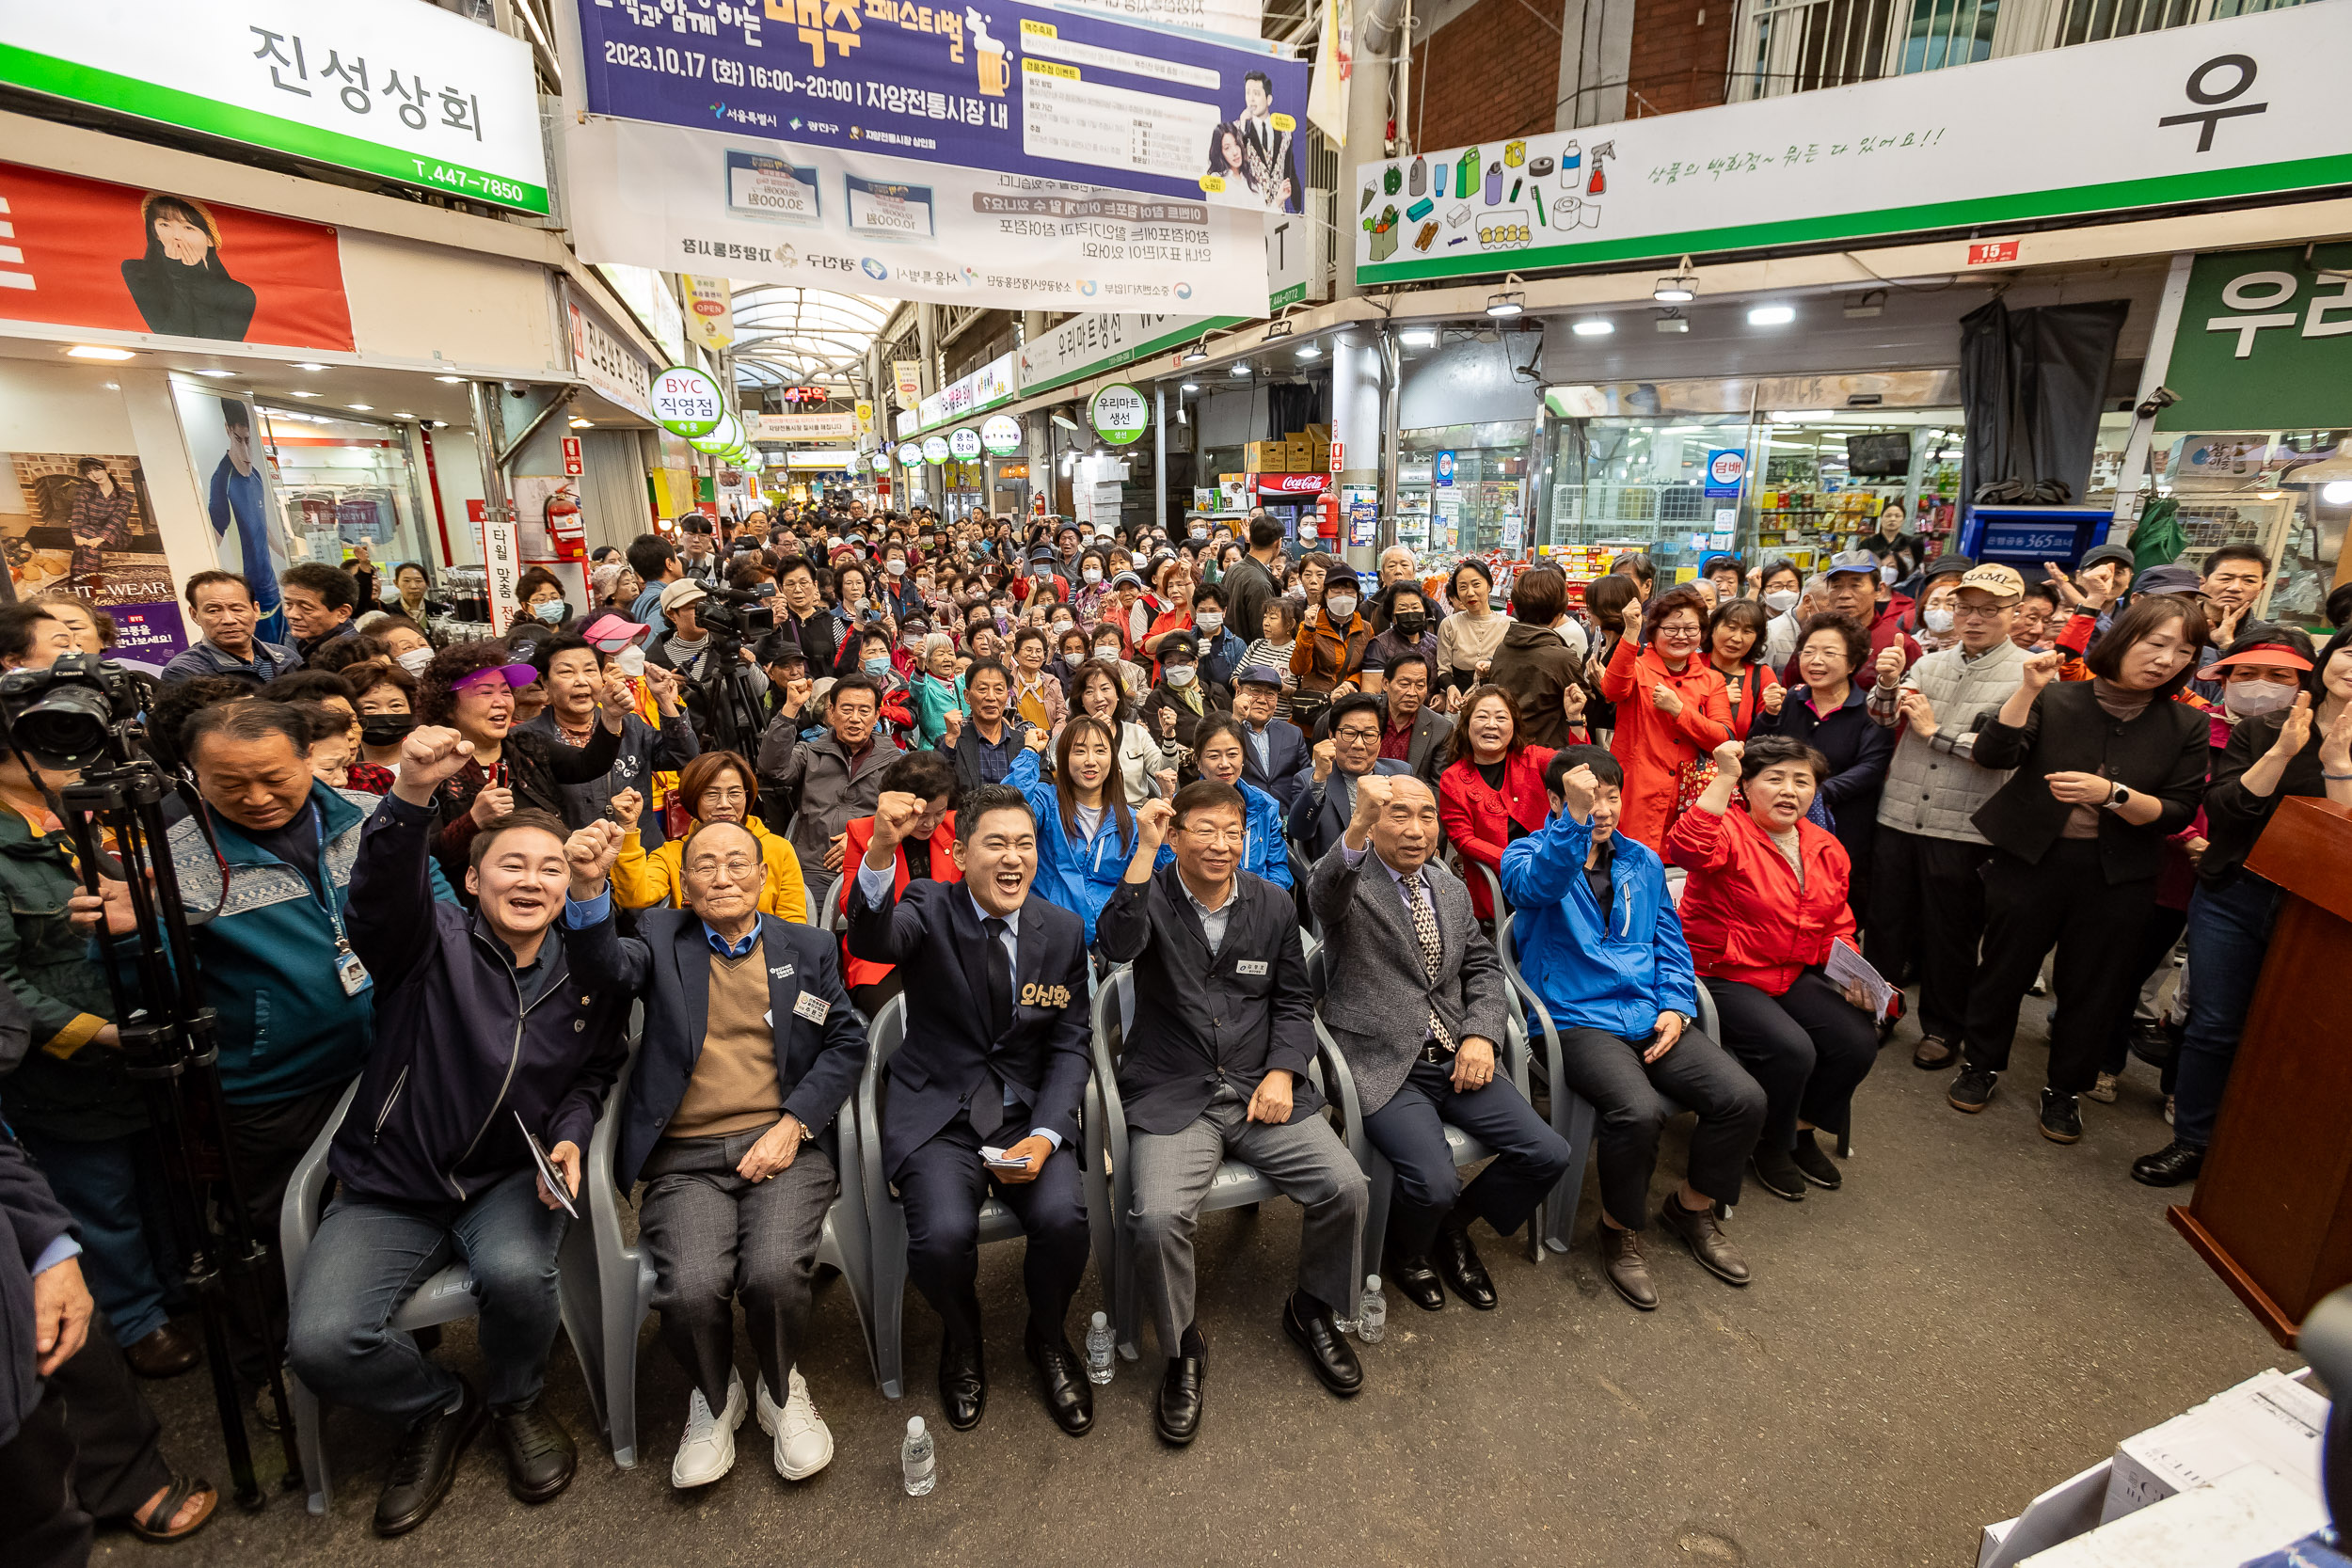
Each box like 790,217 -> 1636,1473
2101,903 -> 2186,1079
896,1113 -> 1090,1346
849,973 -> 904,1022
1552,1025 -> 1766,1224
1865,825 -> 1994,1043
1705,972 -> 1880,1153
0,1389 -> 90,1568
1359,1057 -> 1571,1259
1962,842 -> 2157,1096
52,1315 -> 172,1521
218,1082 -> 349,1388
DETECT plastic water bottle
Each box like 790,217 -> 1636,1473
1358,1275 -> 1387,1344
1085,1310 -> 1116,1385
900,1415 -> 935,1497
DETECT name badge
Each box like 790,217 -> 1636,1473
770,964 -> 795,980
1235,959 -> 1269,977
792,990 -> 831,1023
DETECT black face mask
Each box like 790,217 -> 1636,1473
358,713 -> 418,748
1392,612 -> 1427,638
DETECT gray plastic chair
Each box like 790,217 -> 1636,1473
857,992 -> 1117,1398
279,1080 -> 601,1513
580,1030 -> 878,1467
1308,944 -> 1539,1270
1092,953 -> 1341,1363
803,873 -> 832,931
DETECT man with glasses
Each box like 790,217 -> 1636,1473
1232,666 -> 1311,807
616,818 -> 866,1490
1288,692 -> 1410,860
1100,784 -> 1370,1445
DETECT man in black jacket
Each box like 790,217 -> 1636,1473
0,1131 -> 95,1566
286,726 -> 646,1538
846,784 -> 1095,1437
1097,783 -> 1369,1447
1232,665 -> 1311,806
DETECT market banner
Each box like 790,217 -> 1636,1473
5,451 -> 188,666
564,116 -> 1271,315
1351,4 -> 2352,287
0,0 -> 548,214
1060,0 -> 1263,40
0,162 -> 354,352
572,0 -> 1309,214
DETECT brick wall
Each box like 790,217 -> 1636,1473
1624,0 -> 1731,117
1409,0 -> 1564,149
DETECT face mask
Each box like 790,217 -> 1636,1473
616,643 -> 647,677
1096,644 -> 1120,660
397,646 -> 435,676
1764,590 -> 1800,614
1327,594 -> 1358,620
532,600 -> 567,624
1393,612 -> 1427,637
1196,611 -> 1224,634
1922,608 -> 1956,634
887,559 -> 907,576
1166,664 -> 1198,688
1083,566 -> 1103,584
358,713 -> 417,748
864,656 -> 892,676
2223,680 -> 2301,717
1189,528 -> 1207,541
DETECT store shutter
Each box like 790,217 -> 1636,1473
579,431 -> 653,556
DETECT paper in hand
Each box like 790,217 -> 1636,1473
1825,939 -> 1899,1023
516,1111 -> 579,1218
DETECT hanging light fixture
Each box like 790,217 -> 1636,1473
1486,273 -> 1526,318
1653,257 -> 1698,303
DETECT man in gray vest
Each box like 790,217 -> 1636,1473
1864,563 -> 2027,1070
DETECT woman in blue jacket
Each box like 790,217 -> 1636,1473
1155,713 -> 1293,889
1004,716 -> 1137,942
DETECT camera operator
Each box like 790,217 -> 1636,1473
676,516 -> 723,588
755,673 -> 899,878
519,636 -> 700,848
648,579 -> 773,749
70,701 -> 458,1415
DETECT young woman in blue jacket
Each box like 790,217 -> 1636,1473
1004,716 -> 1138,942
1154,713 -> 1293,889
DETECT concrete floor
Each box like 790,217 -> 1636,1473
119,1002 -> 2300,1568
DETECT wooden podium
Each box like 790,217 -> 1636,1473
2172,795 -> 2352,1347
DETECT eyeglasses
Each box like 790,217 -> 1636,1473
1181,826 -> 1247,847
1952,604 -> 2007,621
1333,726 -> 1381,743
689,856 -> 760,881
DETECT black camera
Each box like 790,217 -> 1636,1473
698,583 -> 776,642
0,653 -> 147,769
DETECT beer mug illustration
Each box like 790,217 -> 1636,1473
971,8 -> 1009,95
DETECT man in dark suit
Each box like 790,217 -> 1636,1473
618,819 -> 869,1491
1232,665 -> 1311,806
846,784 -> 1096,1436
1288,692 -> 1410,860
0,1128 -> 96,1565
1308,775 -> 1570,1312
1097,782 -> 1369,1447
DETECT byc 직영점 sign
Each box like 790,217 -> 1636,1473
650,365 -> 725,438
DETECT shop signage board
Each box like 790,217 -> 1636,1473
681,275 -> 735,350
0,0 -> 548,214
650,366 -> 726,437
982,414 -> 1025,455
478,500 -> 519,635
854,398 -> 875,436
1436,451 -> 1455,487
1020,311 -> 1210,394
2156,242 -> 2352,432
1255,471 -> 1328,496
923,435 -> 952,464
689,409 -> 743,453
565,298 -> 654,420
750,411 -> 859,441
893,360 -> 925,404
574,0 -> 1306,213
565,119 -> 1271,317
5,450 -> 188,665
897,441 -> 924,466
1705,450 -> 1746,495
1090,383 -> 1150,445
1351,5 -> 2352,287
919,353 -> 1018,430
0,162 -> 354,352
948,427 -> 984,460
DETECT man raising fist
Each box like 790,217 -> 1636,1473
286,720 -> 650,1541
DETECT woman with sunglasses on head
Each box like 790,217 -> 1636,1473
1595,585 -> 1734,850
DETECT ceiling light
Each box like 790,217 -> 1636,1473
435,374 -> 466,384
1748,304 -> 1797,326
290,389 -> 319,398
293,362 -> 327,372
191,367 -> 237,376
569,417 -> 595,428
1844,290 -> 1887,319
1770,411 -> 1805,423
103,381 -> 119,389
1050,412 -> 1080,432
392,412 -> 412,419
1571,319 -> 1614,337
1230,361 -> 1251,374
2325,480 -> 2352,505
1655,310 -> 1689,333
68,344 -> 135,360
1653,257 -> 1698,303
1180,342 -> 1209,365
1399,327 -> 1438,348
1295,343 -> 1322,359
347,404 -> 373,412
1485,292 -> 1524,319
1181,382 -> 1200,393
1263,319 -> 1294,341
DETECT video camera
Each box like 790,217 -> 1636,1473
0,652 -> 149,769
697,582 -> 777,644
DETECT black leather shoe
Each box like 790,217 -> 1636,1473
1281,1291 -> 1363,1399
373,1379 -> 485,1537
491,1398 -> 576,1504
1154,1354 -> 1205,1446
938,1338 -> 986,1432
1437,1218 -> 1497,1310
1599,1225 -> 1657,1310
1658,1196 -> 1751,1287
1384,1252 -> 1445,1312
2132,1140 -> 2205,1187
1789,1131 -> 1841,1190
1025,1326 -> 1093,1437
123,1323 -> 200,1379
1912,1034 -> 1961,1070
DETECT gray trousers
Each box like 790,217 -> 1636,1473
638,1126 -> 838,1410
1125,1085 -> 1368,1359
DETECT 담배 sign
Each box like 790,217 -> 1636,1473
981,413 -> 1024,455
1705,449 -> 1746,495
1090,383 -> 1149,446
650,365 -> 724,437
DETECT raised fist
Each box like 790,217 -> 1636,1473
1351,771 -> 1394,825
1711,738 -> 1744,773
1874,645 -> 1906,688
468,784 -> 516,828
1311,736 -> 1337,784
1024,724 -> 1051,754
399,724 -> 475,787
2020,649 -> 2063,692
1761,682 -> 1786,715
1557,763 -> 1598,822
564,819 -> 625,895
871,790 -> 926,851
1135,798 -> 1175,847
1562,683 -> 1588,723
608,787 -> 644,831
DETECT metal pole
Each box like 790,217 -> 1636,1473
1154,382 -> 1168,535
2114,251 -> 2198,536
468,379 -> 513,539
1379,328 -> 1402,546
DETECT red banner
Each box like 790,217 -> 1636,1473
0,162 -> 354,351
1253,471 -> 1331,497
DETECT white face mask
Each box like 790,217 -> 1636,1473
615,643 -> 647,677
1922,607 -> 1956,634
1166,664 -> 1198,688
1083,566 -> 1104,584
1196,611 -> 1224,634
397,646 -> 435,675
1764,590 -> 1800,614
1327,594 -> 1358,621
1095,644 -> 1121,660
2223,680 -> 2300,718
887,559 -> 907,576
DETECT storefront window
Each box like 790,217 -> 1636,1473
1396,420 -> 1533,561
258,405 -> 434,578
2156,428 -> 2351,625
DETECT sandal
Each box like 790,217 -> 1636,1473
129,1474 -> 218,1544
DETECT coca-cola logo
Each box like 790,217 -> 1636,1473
1261,472 -> 1328,494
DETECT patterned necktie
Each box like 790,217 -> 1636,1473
1405,875 -> 1453,1052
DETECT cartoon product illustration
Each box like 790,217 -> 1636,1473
1587,140 -> 1613,196
1408,155 -> 1426,196
1528,154 -> 1555,179
1454,147 -> 1480,201
1414,221 -> 1439,251
1562,139 -> 1581,171
1384,165 -> 1402,195
1477,210 -> 1532,247
1484,161 -> 1502,204
1435,161 -> 1448,197
1504,139 -> 1526,168
969,9 -> 1009,96
1406,196 -> 1433,222
1364,202 -> 1399,261
1445,201 -> 1470,228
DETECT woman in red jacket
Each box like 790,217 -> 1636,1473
1598,585 -> 1734,849
1436,684 -> 1572,922
834,750 -> 961,1016
1665,735 -> 1880,1203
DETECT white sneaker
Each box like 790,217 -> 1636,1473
755,1366 -> 834,1480
671,1370 -> 746,1489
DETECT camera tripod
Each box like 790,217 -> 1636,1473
690,636 -> 774,757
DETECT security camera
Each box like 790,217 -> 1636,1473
2136,386 -> 2178,420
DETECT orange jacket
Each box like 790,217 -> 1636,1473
835,812 -> 962,990
1598,637 -> 1734,850
1664,803 -> 1854,996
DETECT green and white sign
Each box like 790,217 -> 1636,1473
689,410 -> 743,455
921,435 -> 951,465
0,0 -> 551,214
1090,383 -> 1150,447
980,414 -> 1025,457
948,427 -> 983,461
650,366 -> 726,439
2158,243 -> 2352,432
1352,6 -> 2350,287
896,442 -> 923,467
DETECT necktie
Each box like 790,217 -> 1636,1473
1405,875 -> 1453,1053
973,915 -> 1012,1137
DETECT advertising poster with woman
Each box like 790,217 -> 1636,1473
0,451 -> 188,665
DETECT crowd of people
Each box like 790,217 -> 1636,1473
2,495 -> 2344,1561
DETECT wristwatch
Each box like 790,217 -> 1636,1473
2105,783 -> 2133,811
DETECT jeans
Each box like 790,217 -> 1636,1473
14,1130 -> 174,1347
2170,873 -> 2283,1149
287,1169 -> 568,1428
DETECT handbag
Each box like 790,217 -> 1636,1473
1671,753 -> 1715,824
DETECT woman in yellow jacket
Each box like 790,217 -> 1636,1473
611,749 -> 810,920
